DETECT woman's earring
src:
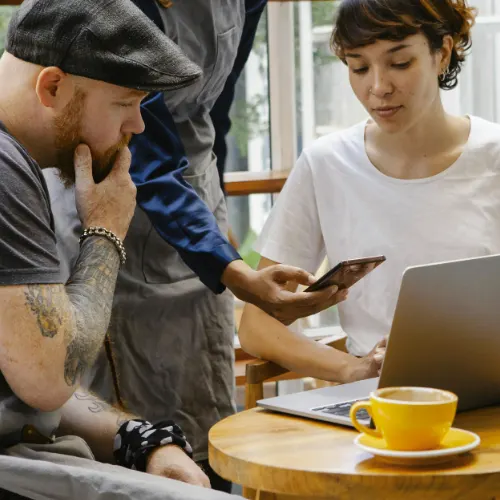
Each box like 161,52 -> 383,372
439,66 -> 451,82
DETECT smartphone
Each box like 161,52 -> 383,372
305,255 -> 386,292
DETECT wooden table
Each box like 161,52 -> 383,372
209,406 -> 500,499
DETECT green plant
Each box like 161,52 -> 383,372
238,228 -> 262,270
311,2 -> 337,27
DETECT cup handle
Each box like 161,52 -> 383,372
350,401 -> 382,439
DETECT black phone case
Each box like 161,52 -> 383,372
305,256 -> 386,292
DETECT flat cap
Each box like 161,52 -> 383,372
6,0 -> 202,92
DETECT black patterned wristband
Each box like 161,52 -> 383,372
113,419 -> 193,472
80,226 -> 127,266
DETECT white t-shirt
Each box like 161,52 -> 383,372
256,116 -> 500,356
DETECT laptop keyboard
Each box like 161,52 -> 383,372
313,400 -> 370,420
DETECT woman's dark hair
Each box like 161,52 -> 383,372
331,0 -> 476,90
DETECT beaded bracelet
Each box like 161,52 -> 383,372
79,226 -> 127,266
114,419 -> 193,472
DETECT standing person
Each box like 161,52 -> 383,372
45,0 -> 346,494
239,0 -> 499,384
0,0 -> 235,498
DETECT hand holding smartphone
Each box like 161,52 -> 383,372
305,255 -> 386,292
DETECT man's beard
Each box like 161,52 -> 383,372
53,88 -> 131,188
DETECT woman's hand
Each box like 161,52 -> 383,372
343,336 -> 387,383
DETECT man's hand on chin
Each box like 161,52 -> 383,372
146,445 -> 211,488
222,259 -> 348,325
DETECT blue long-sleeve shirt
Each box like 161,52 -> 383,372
129,0 -> 267,293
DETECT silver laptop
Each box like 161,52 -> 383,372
258,253 -> 500,426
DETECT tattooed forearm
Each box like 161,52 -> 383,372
58,389 -> 138,462
74,391 -> 133,428
74,390 -> 113,413
24,285 -> 65,338
63,237 -> 120,387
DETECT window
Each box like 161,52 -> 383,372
443,0 -> 500,121
225,9 -> 273,265
296,1 -> 367,147
0,6 -> 17,55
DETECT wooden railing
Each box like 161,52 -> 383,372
224,169 -> 290,197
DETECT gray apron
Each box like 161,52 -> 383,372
44,0 -> 245,462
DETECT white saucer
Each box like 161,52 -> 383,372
354,428 -> 480,466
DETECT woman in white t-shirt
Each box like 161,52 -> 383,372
239,0 -> 500,384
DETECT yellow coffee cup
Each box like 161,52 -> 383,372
350,387 -> 458,451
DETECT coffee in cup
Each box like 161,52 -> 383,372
350,386 -> 458,451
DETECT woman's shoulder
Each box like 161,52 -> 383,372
469,115 -> 500,149
464,116 -> 500,174
301,121 -> 367,165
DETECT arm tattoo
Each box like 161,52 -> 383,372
22,236 -> 120,389
63,237 -> 120,386
74,390 -> 113,413
24,285 -> 65,338
74,391 -> 132,428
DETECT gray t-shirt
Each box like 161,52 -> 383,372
0,122 -> 63,443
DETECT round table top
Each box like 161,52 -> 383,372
208,406 -> 500,499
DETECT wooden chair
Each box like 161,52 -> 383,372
244,334 -> 348,409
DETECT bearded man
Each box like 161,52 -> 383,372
0,0 -> 237,499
